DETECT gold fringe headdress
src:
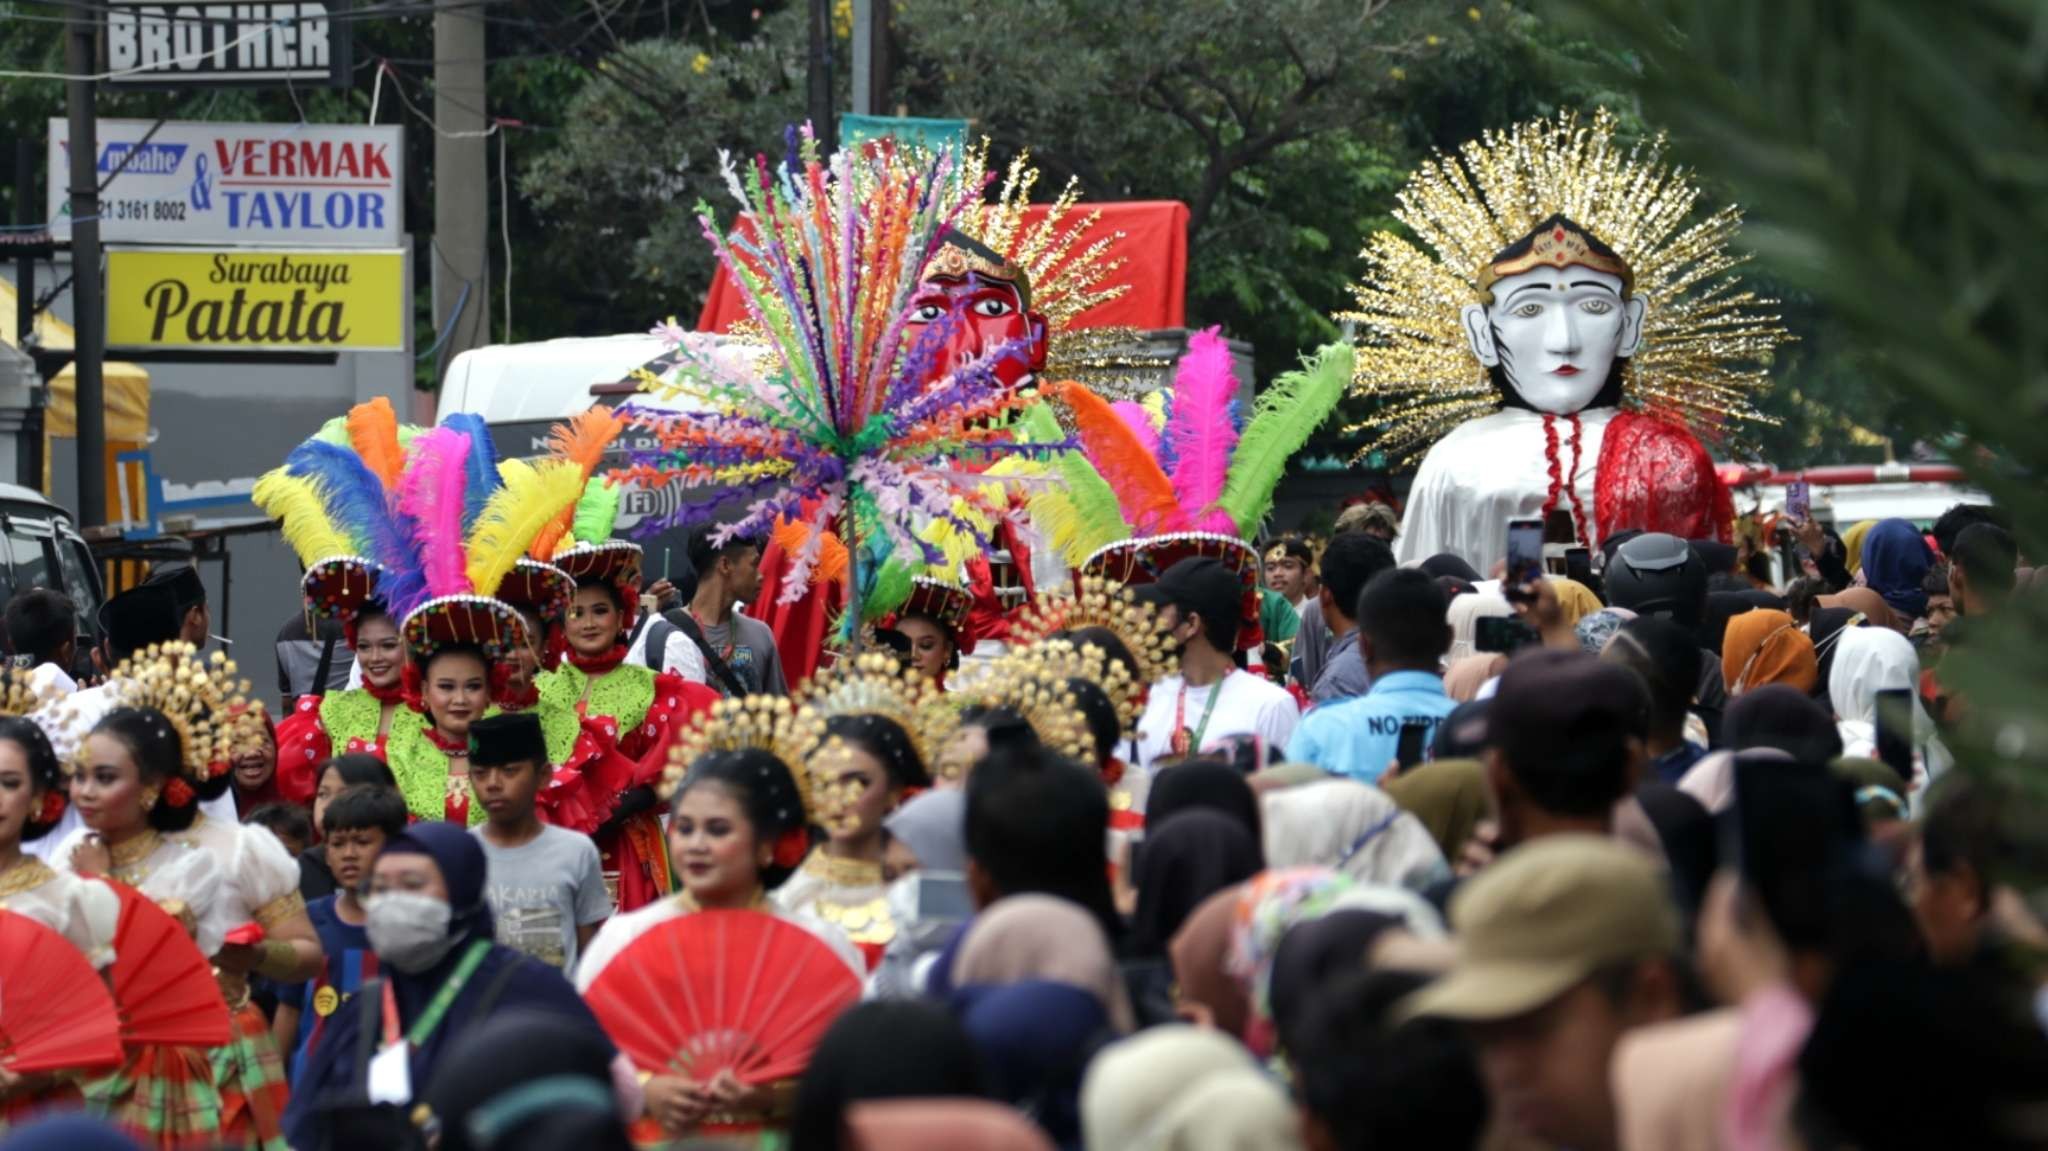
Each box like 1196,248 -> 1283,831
948,647 -> 1099,773
1010,575 -> 1179,720
794,652 -> 958,783
97,642 -> 266,808
661,694 -> 827,815
1339,108 -> 1788,464
0,669 -> 70,830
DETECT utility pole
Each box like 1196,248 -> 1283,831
65,2 -> 105,529
430,0 -> 488,403
851,0 -> 890,117
807,0 -> 836,152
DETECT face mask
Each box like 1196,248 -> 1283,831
365,891 -> 459,973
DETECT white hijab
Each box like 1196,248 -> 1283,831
1260,778 -> 1449,891
1827,627 -> 1949,785
1445,592 -> 1513,664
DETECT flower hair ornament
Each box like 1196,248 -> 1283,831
101,642 -> 267,804
0,668 -> 68,826
1010,575 -> 1178,720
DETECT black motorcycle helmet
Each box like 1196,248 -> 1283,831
1604,532 -> 1708,630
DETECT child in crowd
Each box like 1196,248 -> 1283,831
244,802 -> 313,859
277,783 -> 408,1086
467,712 -> 613,970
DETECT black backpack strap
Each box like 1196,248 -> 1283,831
669,610 -> 749,698
312,631 -> 340,696
350,976 -> 387,1093
641,618 -> 676,671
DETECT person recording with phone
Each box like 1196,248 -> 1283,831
1285,570 -> 1457,785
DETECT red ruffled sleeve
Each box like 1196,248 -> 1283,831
537,717 -> 639,836
616,672 -> 719,789
274,696 -> 334,806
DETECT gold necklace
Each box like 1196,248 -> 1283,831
107,829 -> 164,879
0,855 -> 54,900
802,849 -> 884,888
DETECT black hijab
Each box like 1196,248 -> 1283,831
1268,910 -> 1404,1056
1702,589 -> 1784,655
1723,686 -> 1843,764
788,1000 -> 984,1151
1143,761 -> 1261,844
1420,553 -> 1482,583
1807,607 -> 1860,698
1130,810 -> 1263,958
423,1010 -> 630,1151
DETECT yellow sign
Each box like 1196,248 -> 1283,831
107,248 -> 406,351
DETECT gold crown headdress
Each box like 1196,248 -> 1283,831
1008,637 -> 1134,744
1011,576 -> 1178,717
1339,108 -> 1788,464
949,649 -> 1098,773
794,652 -> 958,784
101,642 -> 265,790
660,694 -> 826,816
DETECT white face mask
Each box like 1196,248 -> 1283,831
1460,265 -> 1646,414
365,891 -> 458,973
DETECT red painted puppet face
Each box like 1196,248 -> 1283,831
905,270 -> 1049,392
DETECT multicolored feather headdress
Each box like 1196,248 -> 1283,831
255,403 -> 587,657
1018,330 -> 1355,568
619,128 -> 1069,608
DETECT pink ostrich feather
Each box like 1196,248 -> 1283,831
1112,400 -> 1161,461
399,426 -> 474,599
1165,327 -> 1242,532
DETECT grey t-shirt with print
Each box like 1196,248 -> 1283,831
473,824 -> 612,970
698,610 -> 788,697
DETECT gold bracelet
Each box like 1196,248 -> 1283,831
256,937 -> 297,979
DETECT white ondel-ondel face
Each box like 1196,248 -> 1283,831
1460,265 -> 1647,415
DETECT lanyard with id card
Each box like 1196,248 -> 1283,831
367,939 -> 492,1104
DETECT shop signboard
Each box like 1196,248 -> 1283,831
105,248 -> 407,352
103,1 -> 352,87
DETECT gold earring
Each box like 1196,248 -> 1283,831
140,787 -> 159,813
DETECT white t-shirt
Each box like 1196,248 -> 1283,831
1134,670 -> 1300,771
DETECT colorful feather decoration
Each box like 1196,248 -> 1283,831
1003,401 -> 1129,565
465,458 -> 585,597
251,471 -> 354,567
773,516 -> 849,588
618,130 -> 1067,605
397,426 -> 473,599
1214,342 -> 1356,536
438,413 -> 502,533
348,397 -> 407,491
284,441 -> 426,617
1112,400 -> 1161,462
311,417 -> 351,447
1165,327 -> 1243,535
1046,379 -> 1181,537
565,477 -> 622,549
529,408 -> 627,560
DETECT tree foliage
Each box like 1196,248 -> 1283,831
1551,0 -> 2048,842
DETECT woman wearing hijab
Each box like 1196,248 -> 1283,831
1722,687 -> 1845,765
1380,758 -> 1491,863
1722,609 -> 1821,696
1830,627 -> 1952,787
950,896 -> 1131,1149
1167,885 -> 1253,1039
1805,606 -> 1865,698
283,824 -> 609,1150
1701,589 -> 1785,656
1079,1026 -> 1264,1151
868,791 -> 971,999
1125,811 -> 1263,1027
1575,606 -> 1637,655
1441,653 -> 1506,704
1444,593 -> 1512,664
1259,778 -> 1448,891
787,1002 -> 983,1151
1130,812 -> 1262,958
1141,761 -> 1261,845
1859,518 -> 1935,622
420,1011 -> 632,1151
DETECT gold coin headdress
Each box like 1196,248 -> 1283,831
1339,108 -> 1788,464
101,642 -> 266,787
1011,575 -> 1178,719
949,649 -> 1098,771
661,695 -> 827,819
794,652 -> 958,784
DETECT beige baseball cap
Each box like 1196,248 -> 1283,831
1405,834 -> 1679,1022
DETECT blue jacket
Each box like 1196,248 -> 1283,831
1285,670 -> 1457,784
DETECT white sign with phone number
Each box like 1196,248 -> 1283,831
47,119 -> 403,248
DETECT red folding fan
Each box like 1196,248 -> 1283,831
103,880 -> 233,1047
0,910 -> 124,1074
585,910 -> 861,1084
